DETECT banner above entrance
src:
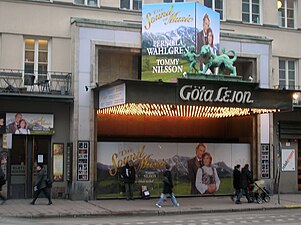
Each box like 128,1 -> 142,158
95,79 -> 296,118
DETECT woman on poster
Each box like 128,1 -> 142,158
195,152 -> 220,194
15,119 -> 30,134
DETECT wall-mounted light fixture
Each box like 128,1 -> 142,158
277,0 -> 282,9
85,82 -> 99,92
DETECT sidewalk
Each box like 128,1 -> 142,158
0,194 -> 301,218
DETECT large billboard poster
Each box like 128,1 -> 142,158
141,3 -> 220,82
6,113 -> 54,135
96,142 -> 250,198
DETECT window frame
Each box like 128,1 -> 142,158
120,0 -> 143,11
204,0 -> 224,21
163,0 -> 185,3
278,0 -> 296,28
242,0 -> 261,24
23,38 -> 51,85
74,0 -> 99,7
279,58 -> 297,90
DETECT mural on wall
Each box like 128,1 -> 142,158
6,113 -> 54,135
96,142 -> 250,198
141,2 -> 220,82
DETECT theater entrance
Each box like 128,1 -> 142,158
8,135 -> 51,199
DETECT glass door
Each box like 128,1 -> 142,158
9,135 -> 51,199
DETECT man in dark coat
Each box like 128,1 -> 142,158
232,164 -> 242,204
155,163 -> 179,208
30,164 -> 52,205
0,163 -> 6,204
241,164 -> 253,203
121,160 -> 136,200
196,13 -> 210,70
187,143 -> 206,194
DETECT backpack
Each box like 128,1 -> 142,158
46,178 -> 53,188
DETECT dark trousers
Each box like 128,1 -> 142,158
235,188 -> 242,201
125,183 -> 134,199
242,188 -> 251,202
32,187 -> 52,203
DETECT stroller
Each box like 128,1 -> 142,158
249,179 -> 271,204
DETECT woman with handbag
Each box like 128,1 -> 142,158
30,164 -> 52,205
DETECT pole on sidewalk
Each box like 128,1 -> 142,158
276,122 -> 282,205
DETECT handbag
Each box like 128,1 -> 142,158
46,178 -> 53,188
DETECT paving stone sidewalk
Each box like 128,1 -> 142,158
0,194 -> 301,218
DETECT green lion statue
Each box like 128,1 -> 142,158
200,45 -> 237,76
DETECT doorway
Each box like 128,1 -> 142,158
9,135 -> 51,199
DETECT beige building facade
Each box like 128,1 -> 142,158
0,0 -> 301,200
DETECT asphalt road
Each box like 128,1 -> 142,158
0,208 -> 301,225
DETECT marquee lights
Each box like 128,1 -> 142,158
97,103 -> 279,118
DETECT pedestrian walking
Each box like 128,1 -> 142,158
30,164 -> 52,205
241,164 -> 254,203
0,162 -> 7,204
232,164 -> 242,204
155,163 -> 179,208
121,160 -> 136,200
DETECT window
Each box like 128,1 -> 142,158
242,0 -> 260,24
24,39 -> 49,84
74,0 -> 97,6
204,0 -> 223,20
120,0 -> 142,10
279,59 -> 296,89
278,0 -> 295,28
163,0 -> 184,2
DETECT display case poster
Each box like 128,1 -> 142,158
282,149 -> 295,171
96,142 -> 250,198
77,141 -> 89,181
53,143 -> 64,181
6,113 -> 54,135
141,2 -> 220,82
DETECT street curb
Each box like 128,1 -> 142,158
284,205 -> 301,209
5,205 -> 293,219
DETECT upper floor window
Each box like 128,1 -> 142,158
24,38 -> 49,85
278,0 -> 295,28
120,0 -> 142,10
279,59 -> 296,89
163,0 -> 184,2
204,0 -> 223,20
242,0 -> 260,24
74,0 -> 98,7
24,39 -> 48,75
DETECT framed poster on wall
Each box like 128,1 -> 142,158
77,141 -> 89,181
53,143 -> 64,181
282,148 -> 295,171
261,144 -> 270,178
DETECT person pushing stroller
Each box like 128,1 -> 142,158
241,164 -> 254,203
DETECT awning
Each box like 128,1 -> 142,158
94,78 -> 296,119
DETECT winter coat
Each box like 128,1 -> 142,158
34,168 -> 47,190
162,170 -> 173,194
233,167 -> 241,189
121,163 -> 136,184
241,166 -> 253,189
187,157 -> 202,194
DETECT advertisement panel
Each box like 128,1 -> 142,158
96,142 -> 250,198
53,143 -> 64,182
141,2 -> 220,82
6,113 -> 54,135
